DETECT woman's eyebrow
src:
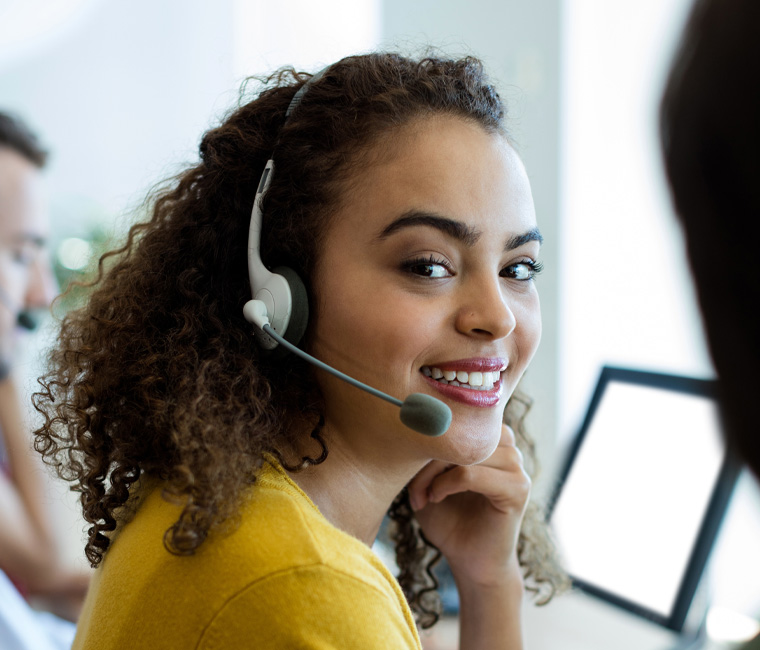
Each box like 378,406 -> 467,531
376,211 -> 481,246
505,227 -> 543,251
376,211 -> 543,251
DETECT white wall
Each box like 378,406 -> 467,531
559,0 -> 706,444
1,0 -> 240,232
0,0 -> 381,242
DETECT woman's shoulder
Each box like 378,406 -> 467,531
245,456 -> 397,588
73,458 -> 420,650
99,456 -> 386,583
196,458 -> 422,648
101,458 -> 341,580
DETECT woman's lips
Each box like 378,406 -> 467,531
422,373 -> 504,407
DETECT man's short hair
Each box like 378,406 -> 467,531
0,111 -> 48,168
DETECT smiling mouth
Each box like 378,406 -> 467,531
421,366 -> 503,391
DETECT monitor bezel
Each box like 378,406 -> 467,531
546,365 -> 741,633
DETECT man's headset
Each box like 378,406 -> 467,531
0,285 -> 36,331
0,285 -> 37,381
241,68 -> 452,437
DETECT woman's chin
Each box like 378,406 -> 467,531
431,420 -> 503,466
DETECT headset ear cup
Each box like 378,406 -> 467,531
274,266 -> 309,346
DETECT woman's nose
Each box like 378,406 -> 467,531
454,275 -> 516,340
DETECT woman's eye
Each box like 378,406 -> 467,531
403,256 -> 453,278
501,260 -> 543,281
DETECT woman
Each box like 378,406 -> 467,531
34,53 -> 565,649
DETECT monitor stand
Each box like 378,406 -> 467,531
666,579 -> 710,650
667,622 -> 707,650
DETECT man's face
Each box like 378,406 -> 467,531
0,146 -> 57,365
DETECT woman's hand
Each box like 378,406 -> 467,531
407,423 -> 530,590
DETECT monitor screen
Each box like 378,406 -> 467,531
547,367 -> 740,632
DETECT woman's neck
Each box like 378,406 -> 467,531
286,430 -> 426,546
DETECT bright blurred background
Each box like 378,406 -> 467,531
2,0 -> 758,647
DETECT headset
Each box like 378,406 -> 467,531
242,69 -> 325,352
241,68 -> 452,438
0,285 -> 37,382
0,284 -> 36,331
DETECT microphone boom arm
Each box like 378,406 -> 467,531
261,323 -> 404,408
243,298 -> 451,436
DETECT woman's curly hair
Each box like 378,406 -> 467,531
33,51 -> 567,628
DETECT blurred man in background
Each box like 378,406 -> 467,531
0,110 -> 86,649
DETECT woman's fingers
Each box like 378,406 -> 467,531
408,425 -> 526,511
410,424 -> 532,587
408,459 -> 452,511
425,459 -> 531,515
501,423 -> 517,446
479,438 -> 524,473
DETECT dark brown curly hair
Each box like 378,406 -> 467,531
33,52 -> 567,628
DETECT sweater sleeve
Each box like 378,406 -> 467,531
196,563 -> 422,650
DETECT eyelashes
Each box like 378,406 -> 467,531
401,255 -> 543,281
400,254 -> 453,278
505,259 -> 543,281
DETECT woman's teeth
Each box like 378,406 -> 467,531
421,366 -> 501,390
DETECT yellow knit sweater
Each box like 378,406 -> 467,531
73,458 -> 422,649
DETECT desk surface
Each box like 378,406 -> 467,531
419,591 -> 746,650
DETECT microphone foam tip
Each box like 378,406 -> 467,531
399,393 -> 452,437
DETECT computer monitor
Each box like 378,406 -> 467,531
547,366 -> 741,633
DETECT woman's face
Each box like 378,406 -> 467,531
309,116 -> 542,466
